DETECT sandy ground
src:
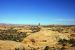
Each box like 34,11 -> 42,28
0,40 -> 30,50
0,27 -> 72,50
22,27 -> 71,49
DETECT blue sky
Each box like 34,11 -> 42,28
0,0 -> 75,25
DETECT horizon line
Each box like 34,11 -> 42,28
0,23 -> 75,25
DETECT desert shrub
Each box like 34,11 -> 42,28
60,47 -> 65,50
69,39 -> 75,47
51,27 -> 63,33
58,38 -> 75,50
0,29 -> 27,42
58,39 -> 68,46
71,28 -> 75,33
15,48 -> 19,50
44,46 -> 50,50
58,39 -> 70,50
44,46 -> 61,50
30,26 -> 41,33
58,38 -> 75,47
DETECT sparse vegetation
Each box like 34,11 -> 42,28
44,46 -> 50,50
30,26 -> 41,33
15,48 -> 19,50
0,25 -> 75,50
0,28 -> 27,42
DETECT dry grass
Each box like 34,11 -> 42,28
0,25 -> 75,50
22,27 -> 71,50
